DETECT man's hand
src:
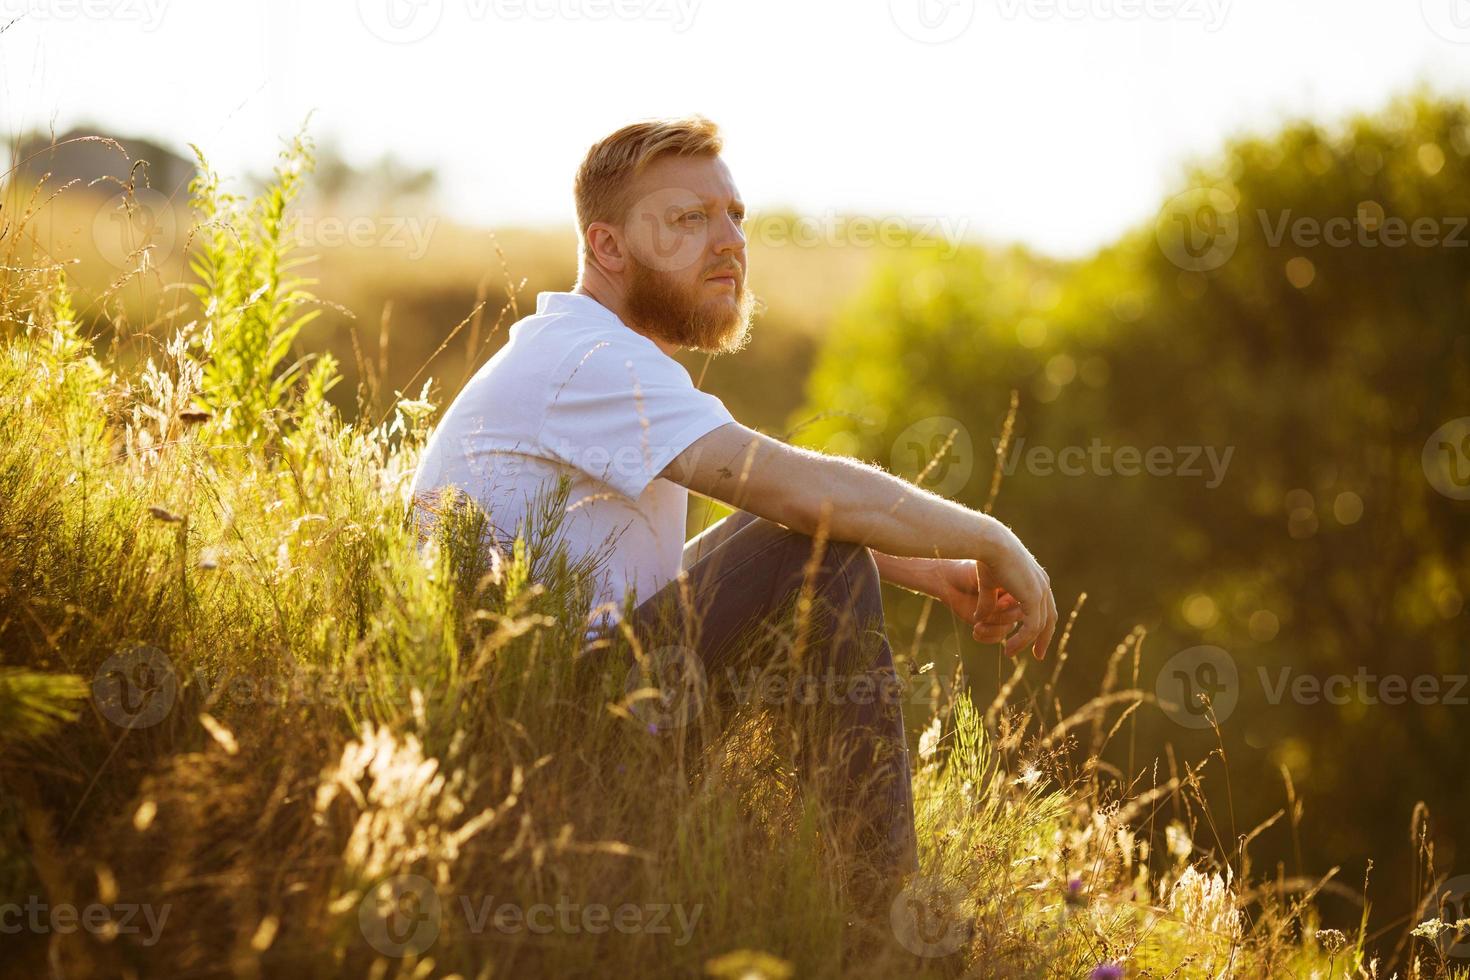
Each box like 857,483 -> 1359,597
925,559 -> 1029,646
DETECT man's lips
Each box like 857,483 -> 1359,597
705,271 -> 741,288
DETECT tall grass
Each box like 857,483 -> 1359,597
0,131 -> 1463,979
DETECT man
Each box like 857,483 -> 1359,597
410,116 -> 1056,901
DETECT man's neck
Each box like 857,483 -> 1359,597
573,278 -> 680,358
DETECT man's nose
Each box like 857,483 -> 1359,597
710,213 -> 746,255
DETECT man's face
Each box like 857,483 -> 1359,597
619,154 -> 754,354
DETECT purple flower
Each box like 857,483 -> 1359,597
1089,963 -> 1124,980
1065,877 -> 1087,905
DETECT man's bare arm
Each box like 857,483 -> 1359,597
658,422 -> 1057,659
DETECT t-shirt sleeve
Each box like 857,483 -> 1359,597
539,337 -> 736,500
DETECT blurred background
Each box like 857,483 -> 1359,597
4,0 -> 1468,943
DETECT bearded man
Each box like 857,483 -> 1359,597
410,116 -> 1056,903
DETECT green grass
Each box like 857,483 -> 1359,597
1,131 -> 1464,979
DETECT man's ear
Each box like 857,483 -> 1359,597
585,223 -> 627,275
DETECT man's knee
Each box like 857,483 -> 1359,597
763,526 -> 875,583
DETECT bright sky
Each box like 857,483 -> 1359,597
3,0 -> 1469,256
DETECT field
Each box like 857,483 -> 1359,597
2,109 -> 1468,978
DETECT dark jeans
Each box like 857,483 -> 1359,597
625,509 -> 920,893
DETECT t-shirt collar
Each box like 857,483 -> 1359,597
535,291 -> 625,325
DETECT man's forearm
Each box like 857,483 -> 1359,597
792,452 -> 1018,567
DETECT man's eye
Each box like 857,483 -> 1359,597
679,211 -> 706,225
730,210 -> 746,223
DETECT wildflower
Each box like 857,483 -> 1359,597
1065,877 -> 1087,906
1013,766 -> 1042,788
1315,928 -> 1348,954
1089,963 -> 1124,980
1412,918 -> 1450,941
918,716 -> 942,761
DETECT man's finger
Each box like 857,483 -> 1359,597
1004,605 -> 1041,659
1032,588 -> 1058,661
974,624 -> 1012,644
981,605 -> 1025,627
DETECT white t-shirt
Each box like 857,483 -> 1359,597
410,291 -> 735,624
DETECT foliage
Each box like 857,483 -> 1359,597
1,105 -> 1463,977
794,92 -> 1470,932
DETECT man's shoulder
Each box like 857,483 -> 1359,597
518,312 -> 683,388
